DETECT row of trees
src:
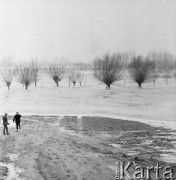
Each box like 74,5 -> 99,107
0,61 -> 85,90
0,61 -> 39,90
93,52 -> 176,88
48,65 -> 85,87
1,51 -> 176,90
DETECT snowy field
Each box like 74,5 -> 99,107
0,71 -> 176,129
0,71 -> 176,179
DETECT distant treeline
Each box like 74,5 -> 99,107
0,51 -> 176,90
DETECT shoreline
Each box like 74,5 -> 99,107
1,113 -> 175,131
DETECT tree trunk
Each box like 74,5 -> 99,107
24,81 -> 29,89
138,83 -> 142,88
80,82 -> 81,87
107,84 -> 110,89
7,82 -> 11,90
53,76 -> 59,87
35,81 -> 37,87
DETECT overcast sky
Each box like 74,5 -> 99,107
0,0 -> 176,62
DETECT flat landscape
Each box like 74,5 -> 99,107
1,0 -> 176,179
0,72 -> 176,179
0,72 -> 176,123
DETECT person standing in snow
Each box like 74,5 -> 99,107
2,113 -> 10,135
13,112 -> 22,131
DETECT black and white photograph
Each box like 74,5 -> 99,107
0,0 -> 176,179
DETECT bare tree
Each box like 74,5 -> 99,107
150,61 -> 159,86
15,69 -> 24,88
15,66 -> 34,89
160,52 -> 174,85
0,57 -> 14,90
147,51 -> 160,86
68,69 -> 80,87
163,73 -> 171,85
151,73 -> 159,86
48,65 -> 65,87
1,68 -> 14,90
122,70 -> 128,88
93,52 -> 123,89
68,74 -> 72,88
31,60 -> 39,87
128,56 -> 155,88
120,51 -> 134,88
77,72 -> 84,87
147,51 -> 175,85
148,51 -> 174,85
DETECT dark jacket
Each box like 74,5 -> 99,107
3,116 -> 8,125
13,114 -> 22,123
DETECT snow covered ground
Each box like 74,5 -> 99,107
0,73 -> 176,179
0,71 -> 176,129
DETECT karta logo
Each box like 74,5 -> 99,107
115,161 -> 176,180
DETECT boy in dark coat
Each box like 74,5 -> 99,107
2,113 -> 10,135
13,112 -> 22,131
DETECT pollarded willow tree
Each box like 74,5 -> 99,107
68,69 -> 80,87
77,72 -> 84,87
0,57 -> 14,90
93,53 -> 123,89
48,65 -> 65,87
31,60 -> 39,87
1,68 -> 14,90
128,56 -> 155,88
15,66 -> 35,89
